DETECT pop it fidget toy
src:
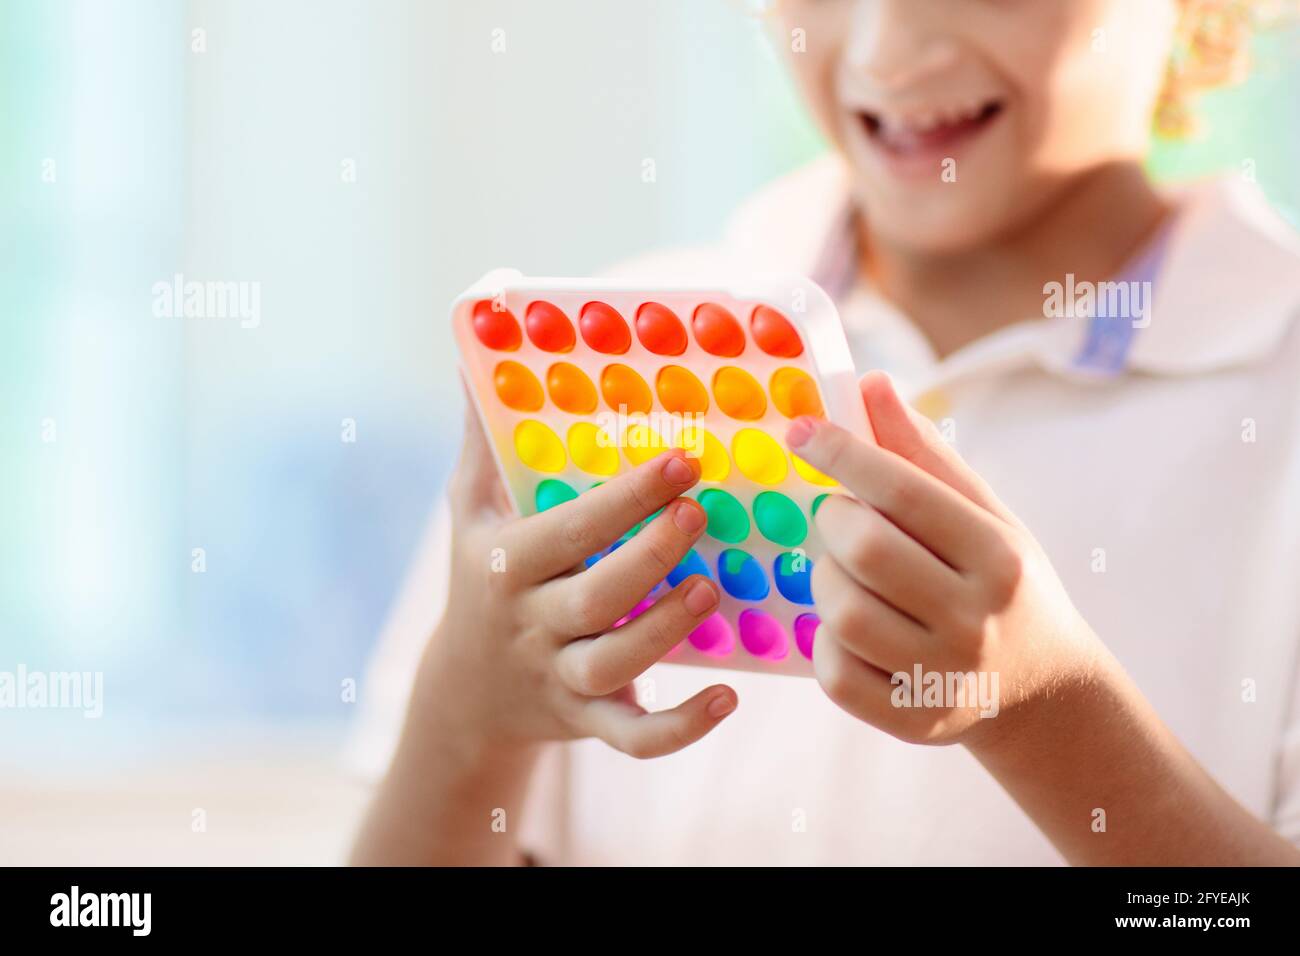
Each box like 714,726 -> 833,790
452,269 -> 870,676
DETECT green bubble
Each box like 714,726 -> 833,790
811,493 -> 829,517
697,488 -> 750,543
753,491 -> 807,547
535,478 -> 578,513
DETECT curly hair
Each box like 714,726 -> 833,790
1155,0 -> 1297,138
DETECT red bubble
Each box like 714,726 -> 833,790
751,305 -> 804,358
635,302 -> 687,356
579,301 -> 631,354
471,300 -> 522,351
692,303 -> 745,357
525,301 -> 576,353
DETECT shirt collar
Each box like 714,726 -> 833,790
724,157 -> 1300,388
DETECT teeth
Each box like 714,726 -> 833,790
884,101 -> 990,133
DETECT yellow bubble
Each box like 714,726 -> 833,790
793,454 -> 837,487
676,426 -> 730,482
568,421 -> 620,476
513,420 -> 566,473
732,428 -> 788,485
624,422 -> 670,466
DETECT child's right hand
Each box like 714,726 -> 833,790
421,402 -> 738,761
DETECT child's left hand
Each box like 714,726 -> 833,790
787,371 -> 1105,748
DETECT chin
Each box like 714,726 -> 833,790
852,183 -> 1020,255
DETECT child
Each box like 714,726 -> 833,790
350,0 -> 1300,864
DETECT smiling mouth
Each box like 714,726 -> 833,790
859,100 -> 1004,157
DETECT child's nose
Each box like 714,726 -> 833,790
841,0 -> 961,93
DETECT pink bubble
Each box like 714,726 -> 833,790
739,609 -> 789,661
793,613 -> 820,660
688,613 -> 735,657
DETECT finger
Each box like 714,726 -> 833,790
554,574 -> 720,695
581,683 -> 737,759
503,449 -> 701,583
813,556 -> 928,675
535,499 -> 708,639
812,622 -> 900,728
785,414 -> 1003,570
815,495 -> 966,627
859,371 -> 1020,527
448,380 -> 510,520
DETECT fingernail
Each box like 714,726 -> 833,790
672,500 -> 706,534
786,416 -> 817,449
683,578 -> 718,616
707,693 -> 735,719
662,453 -> 695,485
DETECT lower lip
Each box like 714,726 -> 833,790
855,107 -> 1003,179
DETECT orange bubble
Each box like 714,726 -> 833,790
525,300 -> 575,353
656,366 -> 709,415
751,305 -> 803,358
713,366 -> 767,421
472,300 -> 521,351
600,364 -> 652,414
635,302 -> 687,356
493,361 -> 544,412
692,303 -> 745,357
770,367 -> 824,418
579,301 -> 631,354
547,362 -> 597,414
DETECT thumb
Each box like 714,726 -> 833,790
447,376 -> 509,518
858,370 -> 1020,527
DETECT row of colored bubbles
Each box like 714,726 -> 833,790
685,611 -> 819,661
715,547 -> 814,604
473,299 -> 804,359
697,489 -> 808,546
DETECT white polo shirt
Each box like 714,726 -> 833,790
349,156 -> 1300,865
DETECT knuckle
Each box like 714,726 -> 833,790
622,735 -> 659,761
565,653 -> 610,698
985,539 -> 1025,602
561,510 -> 600,555
621,475 -> 657,522
564,585 -> 603,636
641,530 -> 681,575
847,522 -> 888,572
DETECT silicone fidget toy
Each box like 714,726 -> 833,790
451,269 -> 869,676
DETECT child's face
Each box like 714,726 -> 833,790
776,0 -> 1179,252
